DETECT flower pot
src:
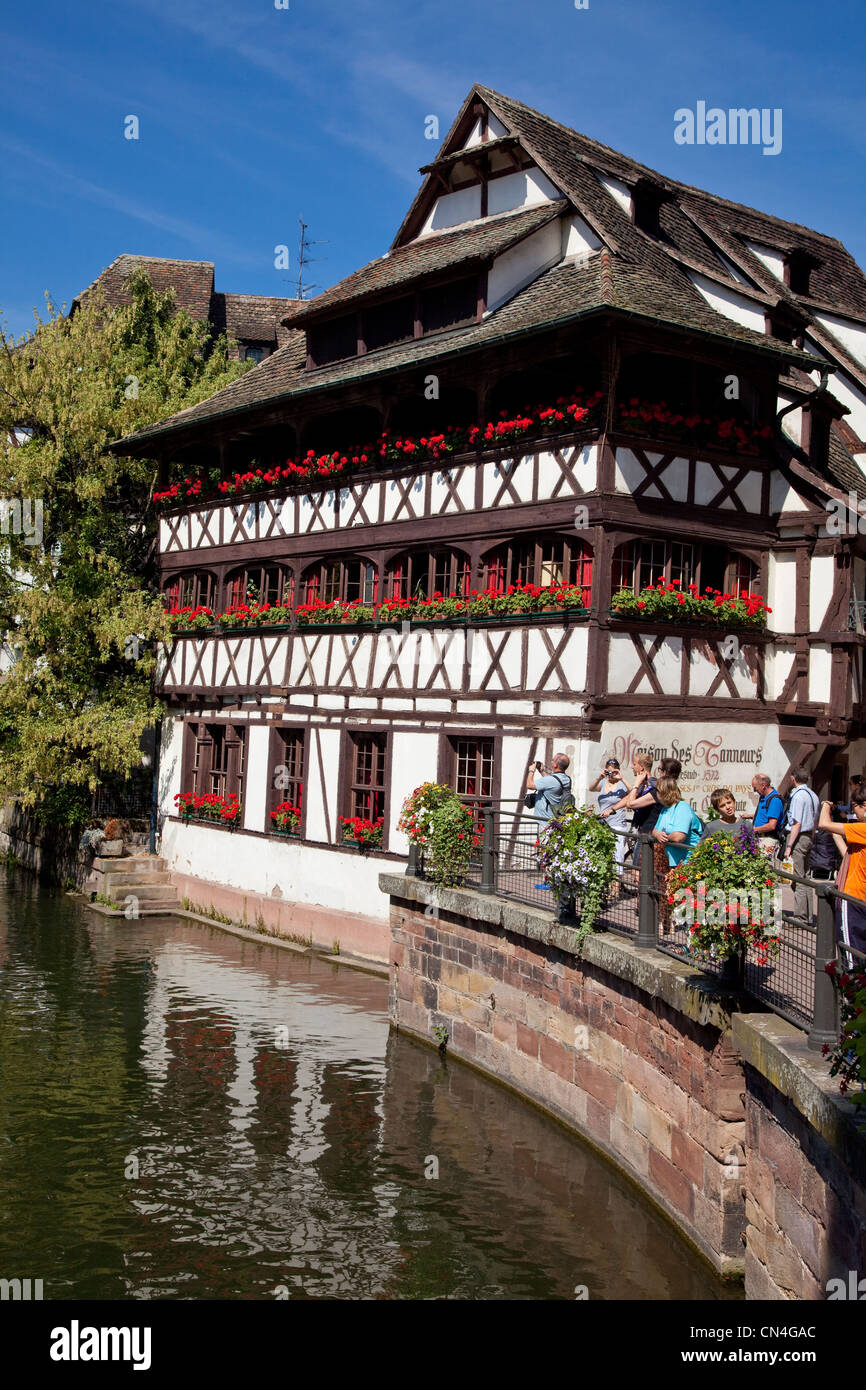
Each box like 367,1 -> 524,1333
100,839 -> 124,857
557,894 -> 578,925
718,946 -> 746,989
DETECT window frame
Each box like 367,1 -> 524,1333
267,726 -> 307,837
482,534 -> 593,606
182,720 -> 248,820
386,547 -> 471,601
163,570 -> 217,612
302,556 -> 379,606
225,563 -> 293,611
340,730 -> 390,848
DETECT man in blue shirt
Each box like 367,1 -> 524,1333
751,773 -> 784,846
527,753 -> 572,822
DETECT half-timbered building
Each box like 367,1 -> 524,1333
118,85 -> 866,940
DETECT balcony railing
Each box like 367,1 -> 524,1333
406,801 -> 849,1052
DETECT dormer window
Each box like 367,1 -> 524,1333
631,179 -> 668,239
766,301 -> 806,346
785,249 -> 819,298
306,275 -> 483,368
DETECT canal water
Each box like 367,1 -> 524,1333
0,871 -> 737,1300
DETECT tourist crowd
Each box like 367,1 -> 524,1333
525,754 -> 866,955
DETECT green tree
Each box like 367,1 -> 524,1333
0,271 -> 248,813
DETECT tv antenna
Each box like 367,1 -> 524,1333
296,218 -> 327,299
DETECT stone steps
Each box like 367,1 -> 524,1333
106,880 -> 179,903
86,852 -> 181,916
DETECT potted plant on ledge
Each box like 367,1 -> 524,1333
537,806 -> 617,939
398,782 -> 480,887
665,823 -> 780,984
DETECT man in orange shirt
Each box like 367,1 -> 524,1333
818,789 -> 866,959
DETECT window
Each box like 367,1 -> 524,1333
364,296 -> 414,352
386,548 -> 470,600
244,345 -> 267,364
226,564 -> 292,609
612,539 -> 695,594
269,728 -> 305,824
632,183 -> 664,238
346,733 -> 387,827
453,738 -> 494,800
421,276 -> 479,335
729,553 -> 759,597
308,314 -> 357,367
186,722 -> 246,803
611,540 -> 759,597
163,571 -> 216,610
483,535 -> 593,606
786,250 -> 818,298
303,558 -> 378,606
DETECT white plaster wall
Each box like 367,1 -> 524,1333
767,647 -> 795,700
812,359 -> 866,446
525,625 -> 587,690
487,166 -> 562,216
809,554 -> 835,632
563,214 -> 602,258
809,643 -> 832,703
162,819 -> 389,921
814,312 -> 866,371
770,472 -> 809,515
243,724 -> 271,833
419,185 -> 482,235
777,392 -> 803,447
767,553 -> 797,633
486,220 -> 564,312
388,730 -> 439,855
597,173 -> 632,216
460,116 -> 483,148
743,240 -> 785,281
305,727 -> 341,844
488,113 -> 509,138
687,272 -> 767,334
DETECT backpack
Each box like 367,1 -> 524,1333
547,773 -> 575,814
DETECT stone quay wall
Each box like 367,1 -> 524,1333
379,872 -> 866,1298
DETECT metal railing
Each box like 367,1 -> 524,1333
405,801 -> 852,1051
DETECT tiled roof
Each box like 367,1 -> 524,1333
73,255 -> 215,319
118,252 -> 809,448
475,85 -> 866,322
284,203 -> 561,325
211,292 -> 299,348
73,256 -> 300,349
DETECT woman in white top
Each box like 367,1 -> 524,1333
590,757 -> 631,893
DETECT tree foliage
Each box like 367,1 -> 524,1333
0,271 -> 248,806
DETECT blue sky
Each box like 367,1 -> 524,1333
1,0 -> 864,337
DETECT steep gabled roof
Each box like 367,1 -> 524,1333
113,85 -> 865,452
472,85 -> 866,333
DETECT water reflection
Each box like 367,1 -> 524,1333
0,872 -> 736,1300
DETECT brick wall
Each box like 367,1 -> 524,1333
382,873 -> 866,1297
389,892 -> 746,1274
